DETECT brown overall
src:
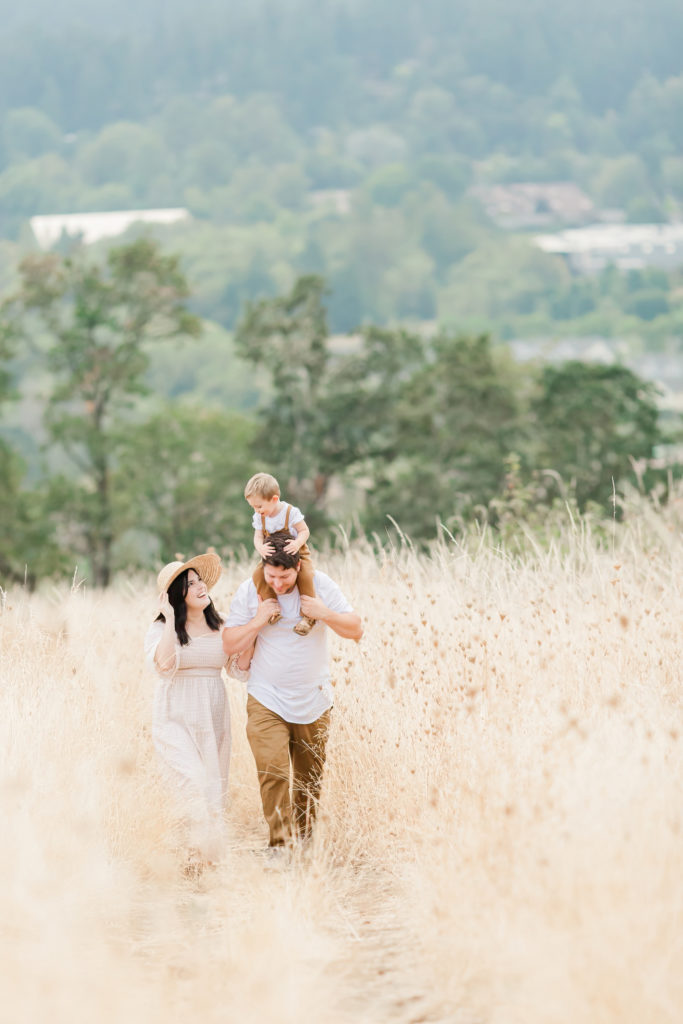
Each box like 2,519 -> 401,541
252,503 -> 316,607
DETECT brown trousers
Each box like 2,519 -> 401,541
253,543 -> 316,602
246,694 -> 331,846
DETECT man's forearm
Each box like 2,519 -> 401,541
223,619 -> 264,655
322,610 -> 363,641
300,595 -> 363,640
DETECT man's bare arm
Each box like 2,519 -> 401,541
300,595 -> 363,641
222,597 -> 279,655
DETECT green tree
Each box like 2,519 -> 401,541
549,279 -> 598,320
360,333 -> 522,538
236,279 -> 524,542
0,319 -> 65,585
0,154 -> 76,237
660,75 -> 683,150
439,239 -> 569,322
113,403 -> 256,565
592,155 -> 651,208
531,361 -> 661,509
409,188 -> 485,272
0,317 -> 26,585
414,155 -> 471,201
234,275 -> 332,521
1,239 -> 200,585
203,94 -> 301,165
0,444 -> 67,586
77,122 -> 169,201
320,324 -> 426,478
3,107 -> 62,162
626,196 -> 666,223
662,156 -> 683,198
364,163 -> 415,206
233,276 -> 426,531
624,289 -> 670,320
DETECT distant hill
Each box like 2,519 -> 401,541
1,0 -> 682,130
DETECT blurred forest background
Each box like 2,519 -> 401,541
1,0 -> 683,585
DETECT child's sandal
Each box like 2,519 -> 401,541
293,617 -> 315,636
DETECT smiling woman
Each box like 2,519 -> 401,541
143,552 -> 252,874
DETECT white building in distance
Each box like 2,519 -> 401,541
30,208 -> 190,249
535,223 -> 683,273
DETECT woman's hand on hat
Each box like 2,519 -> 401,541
158,591 -> 175,621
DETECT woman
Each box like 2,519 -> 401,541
144,552 -> 250,873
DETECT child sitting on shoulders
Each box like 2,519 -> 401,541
244,472 -> 316,636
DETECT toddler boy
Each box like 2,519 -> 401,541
244,472 -> 316,636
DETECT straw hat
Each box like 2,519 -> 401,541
156,552 -> 222,595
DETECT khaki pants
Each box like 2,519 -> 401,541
246,694 -> 330,846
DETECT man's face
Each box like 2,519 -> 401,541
263,562 -> 300,594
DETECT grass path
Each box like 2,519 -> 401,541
1,516 -> 682,1022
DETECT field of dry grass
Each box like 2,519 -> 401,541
1,503 -> 681,1023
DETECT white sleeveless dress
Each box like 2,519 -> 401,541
144,621 -> 239,857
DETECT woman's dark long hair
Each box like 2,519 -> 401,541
155,569 -> 223,646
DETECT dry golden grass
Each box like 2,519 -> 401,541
1,504 -> 681,1023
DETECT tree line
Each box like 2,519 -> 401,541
2,1 -> 683,345
3,84 -> 683,340
0,240 -> 670,588
1,0 -> 682,131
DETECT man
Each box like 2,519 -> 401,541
223,530 -> 363,849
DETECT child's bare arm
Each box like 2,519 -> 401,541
284,520 -> 310,553
254,529 -> 274,557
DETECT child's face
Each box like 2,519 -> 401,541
248,493 -> 280,516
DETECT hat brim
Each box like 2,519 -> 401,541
161,553 -> 222,593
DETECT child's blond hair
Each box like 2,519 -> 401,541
244,472 -> 280,500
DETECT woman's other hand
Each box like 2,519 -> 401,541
158,591 -> 174,622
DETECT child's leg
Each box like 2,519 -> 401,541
293,546 -> 316,635
252,563 -> 281,624
252,563 -> 276,600
296,546 -> 315,599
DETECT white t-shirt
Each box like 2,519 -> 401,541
251,501 -> 304,538
225,570 -> 353,723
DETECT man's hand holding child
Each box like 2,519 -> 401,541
300,594 -> 330,621
255,595 -> 280,626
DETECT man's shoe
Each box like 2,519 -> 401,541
262,844 -> 290,869
293,617 -> 315,636
268,612 -> 282,625
183,849 -> 205,880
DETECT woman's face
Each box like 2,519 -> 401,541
184,569 -> 210,611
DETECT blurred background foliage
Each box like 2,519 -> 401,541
0,251 -> 671,585
0,0 -> 682,582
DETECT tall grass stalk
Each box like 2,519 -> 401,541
1,504 -> 681,1022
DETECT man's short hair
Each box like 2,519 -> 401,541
245,472 -> 280,500
262,530 -> 300,569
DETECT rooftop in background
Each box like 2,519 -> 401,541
29,209 -> 191,249
470,182 -> 596,229
535,223 -> 683,273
